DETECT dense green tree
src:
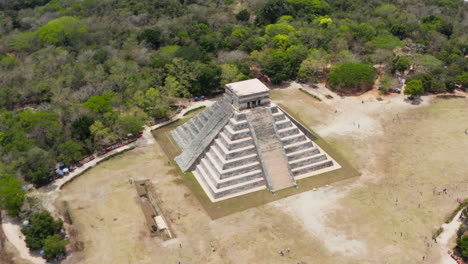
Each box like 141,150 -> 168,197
368,35 -> 403,50
89,121 -> 116,148
404,80 -> 424,97
192,63 -> 222,95
456,234 -> 468,258
20,147 -> 55,185
57,140 -> 83,164
394,57 -> 411,72
265,23 -> 295,38
83,94 -> 113,114
37,16 -> 87,46
10,31 -> 40,52
257,0 -> 288,24
221,64 -> 248,86
22,211 -> 63,251
0,174 -> 25,216
42,234 -> 68,259
115,116 -> 143,137
456,72 -> 468,89
375,4 -> 397,17
164,58 -> 195,97
259,49 -> 292,84
354,23 -> 376,42
286,45 -> 308,73
137,28 -> 162,49
406,73 -> 447,93
287,0 -> 331,16
71,116 -> 95,141
390,24 -> 408,39
412,54 -> 443,73
328,62 -> 375,93
298,52 -> 328,82
421,15 -> 453,37
236,9 -> 250,21
272,34 -> 291,49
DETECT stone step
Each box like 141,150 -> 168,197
272,113 -> 286,122
193,168 -> 266,200
186,119 -> 200,136
292,160 -> 334,176
289,154 -> 328,169
196,163 -> 265,192
210,146 -> 258,170
175,127 -> 193,148
275,119 -> 292,130
286,147 -> 320,161
198,161 -> 263,189
281,134 -> 306,145
171,129 -> 188,150
284,141 -> 313,154
180,122 -> 196,141
229,118 -> 249,131
224,125 -> 251,140
213,139 -> 256,160
219,132 -> 254,150
204,152 -> 261,179
234,113 -> 247,121
278,127 -> 299,138
192,115 -> 205,130
198,110 -> 209,122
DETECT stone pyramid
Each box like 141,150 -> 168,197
172,79 -> 341,202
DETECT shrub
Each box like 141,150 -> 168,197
22,211 -> 63,251
328,62 -> 375,93
38,16 -> 87,46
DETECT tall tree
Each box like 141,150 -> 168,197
42,234 -> 68,259
0,174 -> 25,216
404,80 -> 424,97
22,211 -> 63,251
37,16 -> 87,46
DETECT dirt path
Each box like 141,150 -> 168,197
1,214 -> 44,264
437,209 -> 464,264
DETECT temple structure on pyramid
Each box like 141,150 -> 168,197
171,79 -> 341,202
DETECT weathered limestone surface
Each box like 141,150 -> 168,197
173,96 -> 234,172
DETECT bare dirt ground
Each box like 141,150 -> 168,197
53,83 -> 467,264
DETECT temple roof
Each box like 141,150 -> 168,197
226,79 -> 269,97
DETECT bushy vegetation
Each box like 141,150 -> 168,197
0,0 -> 466,217
21,211 -> 68,259
328,62 -> 375,93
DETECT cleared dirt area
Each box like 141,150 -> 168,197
56,84 -> 467,264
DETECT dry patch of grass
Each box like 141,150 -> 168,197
330,98 -> 468,263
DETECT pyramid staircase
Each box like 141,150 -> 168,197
270,106 -> 338,180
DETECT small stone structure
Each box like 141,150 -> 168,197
172,79 -> 341,202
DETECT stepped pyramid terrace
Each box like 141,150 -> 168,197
171,79 -> 341,202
